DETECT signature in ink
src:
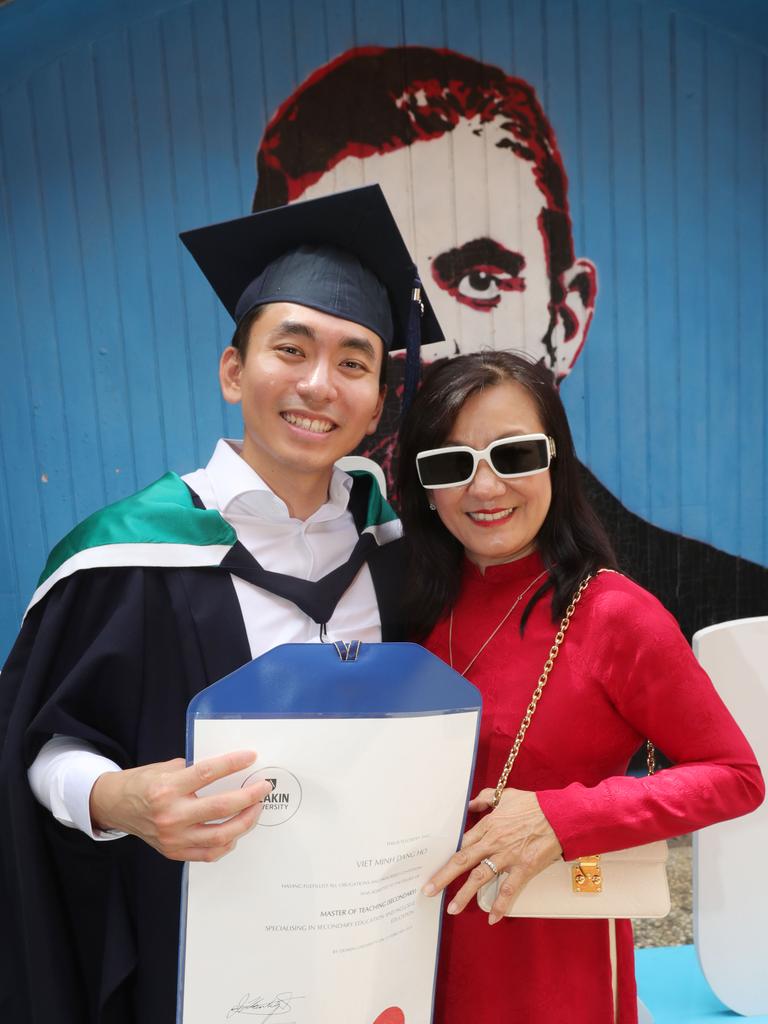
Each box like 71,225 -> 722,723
226,991 -> 304,1021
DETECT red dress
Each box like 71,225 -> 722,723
425,551 -> 764,1024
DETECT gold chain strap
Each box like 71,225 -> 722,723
491,572 -> 656,808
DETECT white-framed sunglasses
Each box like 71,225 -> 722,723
416,433 -> 556,489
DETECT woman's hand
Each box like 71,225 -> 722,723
423,787 -> 563,924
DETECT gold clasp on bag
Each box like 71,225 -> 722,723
572,855 -> 602,893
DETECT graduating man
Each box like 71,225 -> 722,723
0,186 -> 441,1024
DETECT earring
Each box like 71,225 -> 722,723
428,502 -> 436,511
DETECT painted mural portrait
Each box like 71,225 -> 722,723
251,44 -> 767,640
255,47 -> 595,380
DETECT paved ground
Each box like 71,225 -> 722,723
634,835 -> 692,948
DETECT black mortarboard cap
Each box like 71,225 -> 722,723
179,185 -> 443,361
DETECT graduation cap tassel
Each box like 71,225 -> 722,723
402,273 -> 424,413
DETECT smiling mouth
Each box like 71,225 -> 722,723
467,508 -> 516,523
281,412 -> 336,434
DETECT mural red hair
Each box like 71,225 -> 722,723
253,45 -> 571,229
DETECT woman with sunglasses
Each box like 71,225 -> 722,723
397,351 -> 763,1024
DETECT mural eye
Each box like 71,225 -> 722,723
453,267 -> 523,309
457,270 -> 503,301
431,242 -> 526,312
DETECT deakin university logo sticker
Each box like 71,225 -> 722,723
242,766 -> 303,826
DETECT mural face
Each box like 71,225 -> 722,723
254,48 -> 600,488
300,117 -> 592,376
254,47 -> 597,386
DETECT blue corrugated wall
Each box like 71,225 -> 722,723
1,0 -> 766,656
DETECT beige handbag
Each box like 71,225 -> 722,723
476,573 -> 671,920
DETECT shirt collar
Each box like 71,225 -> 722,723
204,439 -> 353,522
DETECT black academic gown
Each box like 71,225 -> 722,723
0,501 -> 405,1023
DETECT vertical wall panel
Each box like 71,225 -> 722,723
705,36 -> 739,554
352,0 -> 403,48
291,0 -> 334,91
401,0 -> 444,47
477,0 -> 514,72
226,0 -> 269,214
163,7 -> 213,468
219,0 -> 269,440
673,15 -> 709,542
544,0 -> 588,452
0,436 -> 21,653
641,5 -> 681,534
573,0 -> 620,487
322,0 -> 358,57
129,16 -> 197,474
29,63 -> 107,522
60,48 -> 136,506
2,86 -> 73,554
193,1 -> 241,225
93,32 -> 167,490
609,1 -> 650,516
735,51 -> 766,566
257,3 -> 300,118
509,0 -> 546,95
543,1 -> 581,171
0,129 -> 44,627
443,0 -> 480,54
189,2 -> 243,459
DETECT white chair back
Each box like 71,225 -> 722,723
693,617 -> 768,1016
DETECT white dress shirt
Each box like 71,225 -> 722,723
27,439 -> 382,838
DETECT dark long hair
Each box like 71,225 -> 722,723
397,351 -> 618,639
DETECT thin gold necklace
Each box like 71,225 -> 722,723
449,567 -> 549,677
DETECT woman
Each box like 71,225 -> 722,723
397,351 -> 764,1024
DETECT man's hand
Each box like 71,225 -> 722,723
89,751 -> 271,862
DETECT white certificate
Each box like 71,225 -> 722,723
178,643 -> 480,1024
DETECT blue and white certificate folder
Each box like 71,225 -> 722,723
178,641 -> 481,1024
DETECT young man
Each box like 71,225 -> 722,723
0,186 -> 441,1024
